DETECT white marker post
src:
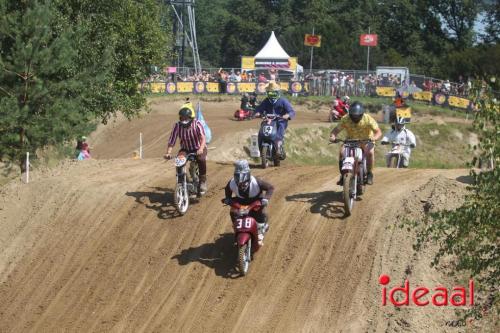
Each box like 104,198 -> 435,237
25,152 -> 29,183
139,132 -> 143,159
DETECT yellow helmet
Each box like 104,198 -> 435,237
179,102 -> 195,120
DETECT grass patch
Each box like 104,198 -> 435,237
284,122 -> 474,169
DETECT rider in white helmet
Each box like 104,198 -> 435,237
223,160 -> 274,235
381,116 -> 416,167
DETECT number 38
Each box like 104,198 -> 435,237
236,218 -> 252,229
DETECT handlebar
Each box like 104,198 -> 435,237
330,139 -> 374,144
382,141 -> 413,147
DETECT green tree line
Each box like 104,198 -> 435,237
194,0 -> 499,79
0,0 -> 171,170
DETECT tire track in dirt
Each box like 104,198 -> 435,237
0,156 -> 466,332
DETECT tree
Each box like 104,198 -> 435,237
429,0 -> 481,48
0,0 -> 98,170
481,0 -> 500,44
54,0 -> 171,122
0,0 -> 171,169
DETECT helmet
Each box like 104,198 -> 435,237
343,95 -> 350,102
81,136 -> 87,141
394,116 -> 406,130
234,160 -> 251,192
349,101 -> 365,123
179,102 -> 195,127
266,81 -> 281,104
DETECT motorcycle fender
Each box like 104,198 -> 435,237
236,233 -> 251,246
342,156 -> 355,171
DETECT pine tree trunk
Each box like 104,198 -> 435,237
20,128 -> 26,173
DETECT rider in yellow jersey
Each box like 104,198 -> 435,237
329,102 -> 382,185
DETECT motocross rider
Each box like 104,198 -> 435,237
331,95 -> 350,119
164,101 -> 208,195
254,81 -> 296,159
381,116 -> 416,168
223,160 -> 274,240
329,101 -> 382,185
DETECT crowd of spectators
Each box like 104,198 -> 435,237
144,67 -> 471,98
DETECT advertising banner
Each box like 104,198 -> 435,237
194,81 -> 206,94
206,82 -> 220,93
237,82 -> 257,93
176,82 -> 194,93
360,34 -> 378,46
304,34 -> 322,47
241,56 -> 255,69
412,91 -> 433,102
376,86 -> 396,97
448,96 -> 471,109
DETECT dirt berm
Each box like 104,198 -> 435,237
0,99 -> 475,332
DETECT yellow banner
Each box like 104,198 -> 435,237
412,91 -> 432,102
289,57 -> 297,71
396,107 -> 412,119
237,82 -> 256,92
279,82 -> 288,91
448,96 -> 470,109
206,82 -> 219,93
241,56 -> 255,69
376,87 -> 396,97
176,82 -> 194,93
150,82 -> 165,93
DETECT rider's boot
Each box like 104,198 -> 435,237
199,175 -> 207,195
257,216 -> 269,246
366,171 -> 374,185
278,141 -> 286,160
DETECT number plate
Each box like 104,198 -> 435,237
263,125 -> 273,136
175,156 -> 187,167
342,156 -> 354,170
235,217 -> 253,230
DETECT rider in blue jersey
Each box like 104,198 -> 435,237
254,81 -> 296,159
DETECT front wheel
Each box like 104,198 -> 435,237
261,146 -> 269,169
343,173 -> 355,216
238,239 -> 252,276
174,182 -> 189,215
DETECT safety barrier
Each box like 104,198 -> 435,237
141,81 -> 472,110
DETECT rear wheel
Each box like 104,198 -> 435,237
343,173 -> 354,216
174,182 -> 189,215
261,146 -> 269,169
238,239 -> 252,276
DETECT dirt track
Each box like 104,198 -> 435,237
0,99 -> 473,332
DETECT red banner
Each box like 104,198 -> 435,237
304,34 -> 322,47
360,34 -> 378,46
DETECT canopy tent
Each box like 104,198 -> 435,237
254,31 -> 291,68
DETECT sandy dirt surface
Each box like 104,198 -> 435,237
1,99 -> 483,332
0,159 -> 470,332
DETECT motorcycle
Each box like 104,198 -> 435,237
173,153 -> 199,215
382,141 -> 412,168
234,108 -> 254,121
334,139 -> 370,216
225,200 -> 267,276
258,114 -> 285,168
329,102 -> 349,122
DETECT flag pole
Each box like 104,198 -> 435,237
309,27 -> 315,74
366,26 -> 370,72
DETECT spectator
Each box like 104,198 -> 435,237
258,72 -> 267,83
241,70 -> 248,82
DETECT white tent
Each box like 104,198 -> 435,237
255,31 -> 290,59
